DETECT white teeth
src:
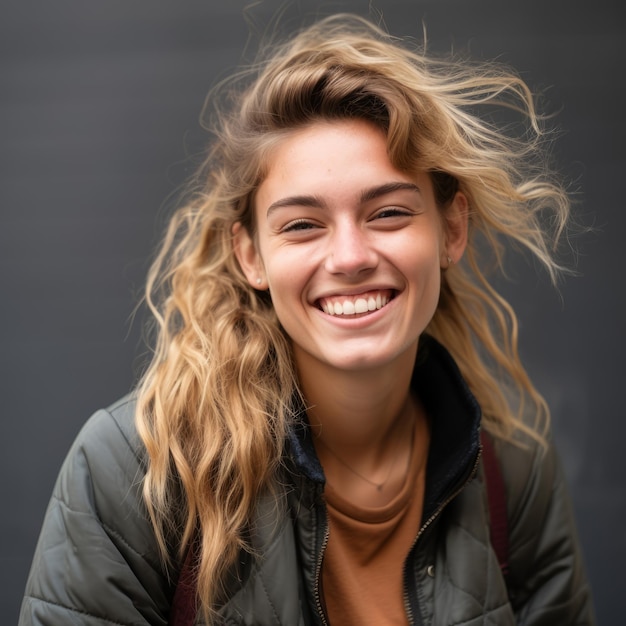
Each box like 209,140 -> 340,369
355,298 -> 368,314
321,292 -> 392,316
342,300 -> 356,315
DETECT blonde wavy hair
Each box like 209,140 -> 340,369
135,13 -> 570,622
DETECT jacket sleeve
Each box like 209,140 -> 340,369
19,399 -> 174,626
500,435 -> 596,626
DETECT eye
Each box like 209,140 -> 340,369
282,219 -> 318,233
373,207 -> 413,220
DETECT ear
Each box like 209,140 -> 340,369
232,222 -> 268,290
442,191 -> 469,267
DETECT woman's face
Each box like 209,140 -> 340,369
235,119 -> 467,376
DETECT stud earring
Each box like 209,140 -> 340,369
447,256 -> 453,266
256,278 -> 262,285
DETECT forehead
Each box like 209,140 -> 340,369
264,118 -> 387,171
255,119 -> 427,209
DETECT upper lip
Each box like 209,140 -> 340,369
311,285 -> 399,303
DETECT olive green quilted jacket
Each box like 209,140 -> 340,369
19,338 -> 595,625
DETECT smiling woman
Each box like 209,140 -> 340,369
234,120 -> 466,377
19,13 -> 595,626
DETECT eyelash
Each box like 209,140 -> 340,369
281,207 -> 412,233
373,207 -> 412,219
282,219 -> 316,232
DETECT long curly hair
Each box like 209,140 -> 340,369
135,14 -> 571,622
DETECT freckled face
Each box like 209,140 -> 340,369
237,119 -> 458,376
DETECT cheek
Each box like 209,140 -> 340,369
262,242 -> 318,288
398,233 -> 443,274
265,257 -> 304,291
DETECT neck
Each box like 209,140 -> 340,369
295,343 -> 427,506
295,342 -> 419,457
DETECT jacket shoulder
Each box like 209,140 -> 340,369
51,394 -> 147,517
20,395 -> 172,626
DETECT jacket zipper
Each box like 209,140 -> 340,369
314,487 -> 331,626
403,451 -> 482,625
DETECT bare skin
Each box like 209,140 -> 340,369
301,341 -> 421,507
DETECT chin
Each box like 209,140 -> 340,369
321,346 -> 411,372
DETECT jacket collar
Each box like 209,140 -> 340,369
286,334 -> 482,512
412,335 -> 482,517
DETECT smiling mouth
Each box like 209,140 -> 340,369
317,289 -> 395,317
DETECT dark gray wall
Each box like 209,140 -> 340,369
2,1 -> 623,623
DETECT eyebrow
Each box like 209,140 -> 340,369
360,181 -> 421,203
265,181 -> 421,216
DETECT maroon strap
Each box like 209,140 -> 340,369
480,430 -> 510,578
169,542 -> 198,626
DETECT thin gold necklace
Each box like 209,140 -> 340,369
316,415 -> 415,492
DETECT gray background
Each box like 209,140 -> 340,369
2,0 -> 624,623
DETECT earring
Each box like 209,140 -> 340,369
447,256 -> 453,266
256,278 -> 262,285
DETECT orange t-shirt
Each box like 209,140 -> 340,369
321,417 -> 429,625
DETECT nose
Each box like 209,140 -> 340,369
324,221 -> 379,277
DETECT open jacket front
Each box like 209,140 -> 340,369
20,337 -> 595,625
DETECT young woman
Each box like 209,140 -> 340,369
20,14 -> 595,626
